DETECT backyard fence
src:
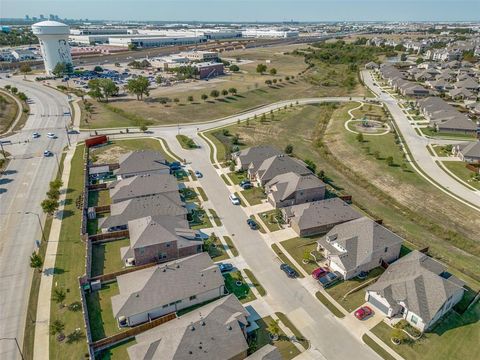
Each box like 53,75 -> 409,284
89,260 -> 158,282
88,230 -> 129,243
79,276 -> 96,359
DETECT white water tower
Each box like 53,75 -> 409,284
32,20 -> 72,75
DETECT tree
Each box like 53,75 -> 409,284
356,132 -> 364,142
30,252 -> 43,272
52,62 -> 67,77
373,150 -> 380,159
100,79 -> 119,103
50,320 -> 65,337
272,79 -> 277,84
317,169 -> 326,181
10,87 -> 18,94
87,79 -> 104,101
50,178 -> 63,190
285,144 -> 293,154
46,188 -> 60,201
228,87 -> 237,95
4,85 -> 11,90
187,95 -> 194,102
256,63 -> 267,74
210,90 -> 220,98
52,287 -> 66,305
93,65 -> 103,72
267,319 -> 281,338
265,79 -> 272,86
269,68 -> 277,75
155,75 -> 163,84
229,64 -> 240,72
386,156 -> 394,166
20,63 -> 31,79
232,133 -> 240,145
416,57 -> 424,65
201,94 -> 208,102
304,159 -> 317,173
125,76 -> 150,100
17,92 -> 28,102
127,43 -> 137,51
41,198 -> 59,215
139,124 -> 148,132
221,89 -> 228,96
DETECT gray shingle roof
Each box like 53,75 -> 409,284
127,294 -> 249,360
256,155 -> 311,183
458,141 -> 480,158
367,251 -> 464,323
234,146 -> 283,172
318,217 -> 403,273
112,253 -> 224,320
284,198 -> 362,231
114,151 -> 170,176
109,174 -> 179,203
99,194 -> 187,230
266,172 -> 325,203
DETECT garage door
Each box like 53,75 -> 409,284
367,295 -> 390,314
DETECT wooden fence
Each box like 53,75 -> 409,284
92,312 -> 177,353
89,230 -> 129,243
89,260 -> 158,282
88,183 -> 107,191
79,276 -> 96,359
94,205 -> 110,214
466,164 -> 480,174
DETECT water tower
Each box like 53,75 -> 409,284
32,20 -> 72,75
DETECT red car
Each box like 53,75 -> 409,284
311,267 -> 329,279
354,306 -> 373,320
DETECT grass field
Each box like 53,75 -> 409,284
420,127 -> 476,141
244,269 -> 266,296
224,271 -> 256,303
258,209 -> 283,232
442,161 -> 480,190
0,90 -> 19,133
207,234 -> 230,262
242,186 -> 266,206
280,237 -> 321,274
91,238 -> 130,277
209,102 -> 480,286
209,208 -> 222,226
90,138 -> 178,164
371,302 -> 480,360
49,145 -> 88,359
315,292 -> 346,318
223,236 -> 239,257
176,134 -> 198,149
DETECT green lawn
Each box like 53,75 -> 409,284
275,312 -> 309,350
97,338 -> 136,360
371,303 -> 480,360
88,190 -> 111,207
250,316 -> 301,360
196,187 -> 208,201
271,243 -> 304,278
49,145 -> 88,359
420,127 -> 476,141
280,237 -> 322,274
223,236 -> 239,257
202,129 -> 228,163
362,334 -> 396,360
250,215 -> 266,234
220,174 -> 231,185
227,171 -> 248,185
315,292 -> 345,318
442,161 -> 480,190
258,210 -> 284,232
431,145 -> 452,157
325,267 -> 385,313
209,208 -> 222,226
189,208 -> 213,230
242,186 -> 266,206
224,271 -> 256,303
91,238 -> 130,277
85,282 -> 121,341
176,134 -> 198,149
90,138 -> 178,164
244,269 -> 266,296
207,234 -> 230,262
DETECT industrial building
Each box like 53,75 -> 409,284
242,28 -> 299,38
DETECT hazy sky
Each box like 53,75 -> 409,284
2,0 -> 480,22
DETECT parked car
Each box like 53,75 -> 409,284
218,263 -> 233,273
318,271 -> 341,288
280,263 -> 298,278
311,267 -> 329,279
229,194 -> 240,205
241,183 -> 252,190
47,132 -> 56,139
246,218 -> 258,230
354,306 -> 373,320
32,132 -> 40,139
195,170 -> 203,178
240,179 -> 251,186
43,150 -> 53,157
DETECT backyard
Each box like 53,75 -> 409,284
91,238 -> 130,277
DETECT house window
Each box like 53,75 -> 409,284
166,243 -> 171,248
139,248 -> 145,255
411,314 -> 418,324
159,252 -> 167,259
162,304 -> 169,308
190,295 -> 197,301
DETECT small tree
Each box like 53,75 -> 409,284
30,252 -> 43,272
317,170 -> 326,181
304,159 -> 316,173
285,144 -> 293,154
229,64 -> 240,72
386,156 -> 394,166
267,319 -> 281,338
187,95 -> 194,102
93,66 -> 103,72
256,63 -> 267,74
139,124 -> 148,132
210,90 -> 220,99
52,62 -> 67,77
50,319 -> 65,336
41,198 -> 58,215
269,68 -> 277,75
356,133 -> 364,142
201,94 -> 208,102
20,63 -> 32,79
17,92 -> 28,102
228,87 -> 237,95
221,89 -> 229,96
232,134 -> 240,145
47,188 -> 60,201
265,79 -> 272,86
10,87 -> 18,94
50,178 -> 63,190
52,287 -> 66,305
155,75 -> 163,84
373,150 -> 381,159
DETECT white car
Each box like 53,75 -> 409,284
32,132 -> 40,139
47,132 -> 56,139
229,194 -> 240,205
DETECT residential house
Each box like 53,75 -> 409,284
365,62 -> 379,70
448,87 -> 476,101
454,78 -> 480,93
316,217 -> 403,280
282,198 -> 362,237
366,251 -> 465,332
114,151 -> 171,180
232,146 -> 282,172
127,294 -> 257,360
265,172 -> 326,208
121,215 -> 203,266
452,140 -> 480,163
99,194 -> 188,232
108,174 -> 179,203
111,253 -> 225,327
252,155 -> 312,186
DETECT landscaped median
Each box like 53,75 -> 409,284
362,334 -> 396,360
223,236 -> 239,257
208,208 -> 222,226
244,269 -> 266,297
315,292 -> 345,318
176,134 -> 198,149
275,312 -> 309,350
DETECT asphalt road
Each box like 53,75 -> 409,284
0,78 -> 73,360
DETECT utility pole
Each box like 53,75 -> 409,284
22,211 -> 46,243
65,125 -> 71,147
0,337 -> 25,360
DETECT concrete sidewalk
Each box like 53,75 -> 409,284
33,145 -> 77,360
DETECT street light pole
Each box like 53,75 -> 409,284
0,337 -> 25,360
22,211 -> 46,243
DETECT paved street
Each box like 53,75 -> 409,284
0,78 -> 72,359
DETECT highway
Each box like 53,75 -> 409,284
0,78 -> 73,360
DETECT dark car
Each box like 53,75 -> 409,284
218,263 -> 233,273
240,179 -> 251,186
246,218 -> 258,230
280,263 -> 298,278
318,271 -> 341,288
241,183 -> 252,190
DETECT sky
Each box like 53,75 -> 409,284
2,0 -> 480,22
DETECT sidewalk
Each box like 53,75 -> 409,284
33,145 -> 76,360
